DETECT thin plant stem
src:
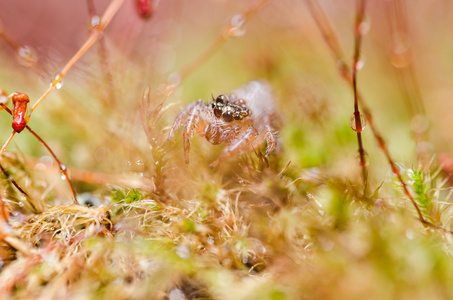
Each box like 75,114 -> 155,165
31,0 -> 125,113
0,163 -> 29,198
86,0 -> 116,106
0,132 -> 16,159
352,0 -> 368,196
26,126 -> 79,204
304,0 -> 440,231
153,0 -> 272,102
142,0 -> 272,148
0,103 -> 78,204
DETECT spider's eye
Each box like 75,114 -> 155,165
213,107 -> 223,118
222,111 -> 233,122
216,94 -> 228,104
234,113 -> 242,120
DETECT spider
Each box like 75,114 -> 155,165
168,80 -> 280,168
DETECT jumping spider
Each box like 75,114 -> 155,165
168,80 -> 280,168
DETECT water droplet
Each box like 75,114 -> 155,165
0,95 -> 8,105
51,75 -> 64,89
319,237 -> 335,252
405,229 -> 415,240
353,58 -> 365,72
356,151 -> 369,167
337,59 -> 350,79
127,161 -> 132,166
356,16 -> 370,36
155,161 -> 159,165
18,201 -> 24,207
90,15 -> 101,29
228,14 -> 246,37
167,72 -> 181,86
61,174 -> 67,180
60,164 -> 67,171
410,114 -> 429,134
40,156 -> 53,164
9,211 -> 25,225
169,288 -> 186,300
207,236 -> 214,245
136,160 -> 144,166
16,45 -> 38,67
176,244 -> 190,259
349,112 -> 366,132
390,162 -> 405,176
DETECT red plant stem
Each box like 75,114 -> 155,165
0,103 -> 78,204
352,0 -> 368,195
173,0 -> 271,89
26,126 -> 79,204
31,0 -> 125,113
304,0 -> 432,229
0,31 -> 19,51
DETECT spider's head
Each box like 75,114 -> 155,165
211,94 -> 249,122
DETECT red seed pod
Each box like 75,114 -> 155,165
11,92 -> 30,133
136,0 -> 153,19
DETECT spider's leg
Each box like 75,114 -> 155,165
168,100 -> 207,163
264,125 -> 278,157
182,100 -> 210,163
168,102 -> 196,141
210,126 -> 258,168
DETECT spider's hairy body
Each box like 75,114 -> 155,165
168,80 -> 280,168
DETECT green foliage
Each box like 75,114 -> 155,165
409,169 -> 431,219
111,188 -> 143,204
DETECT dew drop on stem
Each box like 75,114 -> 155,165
354,57 -> 365,72
390,162 -> 405,176
0,94 -> 8,105
356,16 -> 370,36
91,15 -> 101,29
228,14 -> 246,37
51,75 -> 64,89
349,112 -> 366,132
356,151 -> 369,167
